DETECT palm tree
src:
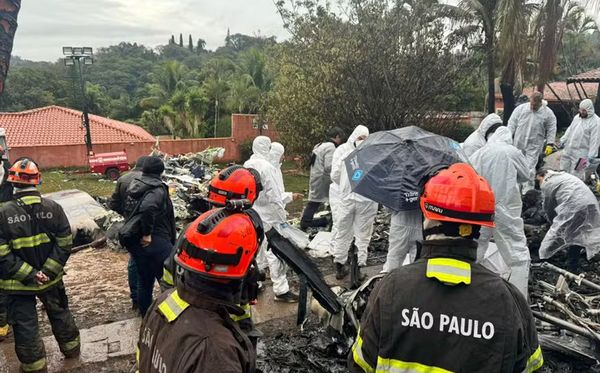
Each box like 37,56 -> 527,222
160,87 -> 208,138
0,0 -> 21,94
139,61 -> 188,109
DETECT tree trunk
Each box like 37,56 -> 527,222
500,83 -> 515,125
485,29 -> 496,114
536,0 -> 560,93
0,0 -> 21,95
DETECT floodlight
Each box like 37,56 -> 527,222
83,57 -> 94,65
83,47 -> 93,55
62,47 -> 73,56
64,58 -> 75,66
72,47 -> 83,55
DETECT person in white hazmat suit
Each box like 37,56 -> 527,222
536,170 -> 600,271
559,99 -> 600,179
470,126 -> 533,296
461,113 -> 503,158
508,92 -> 557,191
244,136 -> 299,303
300,127 -> 345,231
382,210 -> 423,272
330,125 -> 378,280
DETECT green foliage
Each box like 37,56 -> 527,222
238,140 -> 254,163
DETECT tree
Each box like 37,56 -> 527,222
179,33 -> 184,47
196,38 -> 206,54
169,35 -> 175,44
0,0 -> 21,94
188,34 -> 194,52
160,87 -> 208,138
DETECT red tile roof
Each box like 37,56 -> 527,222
567,68 -> 600,83
522,82 -> 598,103
0,106 -> 154,147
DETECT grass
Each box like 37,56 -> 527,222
37,162 -> 311,218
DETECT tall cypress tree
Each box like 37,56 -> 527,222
188,34 -> 194,52
169,35 -> 175,44
179,33 -> 184,47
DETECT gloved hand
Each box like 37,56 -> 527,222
544,145 -> 555,156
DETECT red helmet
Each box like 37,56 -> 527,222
207,165 -> 262,206
420,163 -> 495,228
175,208 -> 263,280
8,158 -> 41,186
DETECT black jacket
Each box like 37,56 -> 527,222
0,190 -> 73,294
127,174 -> 176,243
349,239 -> 542,373
108,169 -> 142,217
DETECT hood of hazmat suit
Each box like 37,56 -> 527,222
244,136 -> 287,229
540,171 -> 600,260
461,114 -> 503,158
330,125 -> 370,200
508,102 -> 557,173
559,99 -> 600,179
470,126 -> 532,296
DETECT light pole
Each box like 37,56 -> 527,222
63,47 -> 94,155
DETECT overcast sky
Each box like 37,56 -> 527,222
12,0 -> 288,62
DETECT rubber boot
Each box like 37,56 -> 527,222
335,263 -> 349,280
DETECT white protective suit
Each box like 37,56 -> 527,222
269,142 -> 293,206
309,141 -> 336,203
560,99 -> 600,179
539,171 -> 600,260
461,113 -> 503,158
331,125 -> 378,266
382,210 -> 423,272
470,127 -> 533,296
244,136 -> 290,296
508,102 -> 557,190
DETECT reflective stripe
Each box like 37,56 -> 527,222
20,357 -> 46,372
11,234 -> 51,250
524,346 -> 543,372
56,235 -> 73,247
136,347 -> 140,363
352,332 -> 375,373
0,244 -> 9,257
162,268 -> 174,286
60,335 -> 80,352
43,258 -> 63,275
0,273 -> 63,293
376,358 -> 453,373
230,303 -> 252,322
158,290 -> 190,323
14,262 -> 34,282
426,258 -> 471,285
19,196 -> 41,205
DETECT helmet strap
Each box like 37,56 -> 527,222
423,222 -> 480,240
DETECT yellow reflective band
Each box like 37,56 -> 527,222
21,357 -> 46,372
14,262 -> 34,282
352,332 -> 375,373
0,273 -> 63,293
426,258 -> 471,285
11,233 -> 51,250
0,244 -> 9,257
60,335 -> 80,352
43,258 -> 63,275
376,357 -> 454,373
19,196 -> 41,205
136,347 -> 140,363
162,268 -> 174,286
56,235 -> 73,247
230,303 -> 252,322
158,290 -> 190,323
525,346 -> 543,372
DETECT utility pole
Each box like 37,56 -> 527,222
63,47 -> 94,155
214,98 -> 219,138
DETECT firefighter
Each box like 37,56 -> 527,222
137,207 -> 262,372
0,158 -> 80,373
0,145 -> 14,339
349,163 -> 543,373
161,165 -> 264,345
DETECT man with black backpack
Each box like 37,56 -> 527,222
0,158 -> 79,373
125,156 -> 176,316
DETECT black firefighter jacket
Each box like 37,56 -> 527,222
137,283 -> 256,373
0,190 -> 73,294
349,239 -> 542,373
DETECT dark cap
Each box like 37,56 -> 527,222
135,155 -> 151,169
142,156 -> 165,175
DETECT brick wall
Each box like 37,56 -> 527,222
11,114 -> 277,169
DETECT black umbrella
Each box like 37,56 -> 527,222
344,126 -> 467,212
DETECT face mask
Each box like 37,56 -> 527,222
355,140 -> 364,147
580,112 -> 589,119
